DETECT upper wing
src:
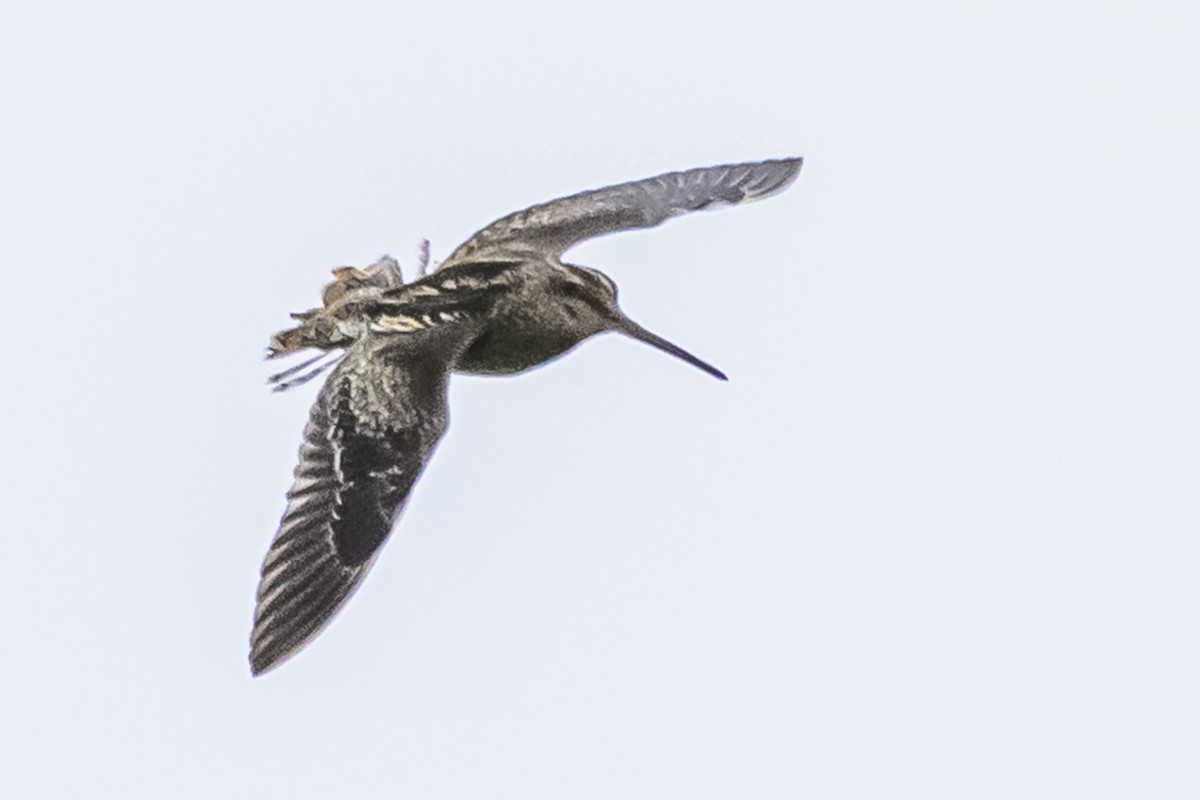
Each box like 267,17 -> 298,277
250,334 -> 459,675
441,158 -> 802,267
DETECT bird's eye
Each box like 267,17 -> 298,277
562,283 -> 582,297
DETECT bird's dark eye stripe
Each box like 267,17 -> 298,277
580,291 -> 612,317
558,279 -> 610,315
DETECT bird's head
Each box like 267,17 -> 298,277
558,265 -> 727,381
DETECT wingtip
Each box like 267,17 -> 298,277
249,640 -> 292,677
776,155 -> 804,181
739,156 -> 804,200
249,642 -> 274,677
249,616 -> 305,677
248,611 -> 318,678
249,657 -> 274,678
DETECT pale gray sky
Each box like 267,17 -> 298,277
3,1 -> 1198,797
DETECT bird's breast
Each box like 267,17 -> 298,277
454,310 -> 586,375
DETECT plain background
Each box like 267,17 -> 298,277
3,1 -> 1197,797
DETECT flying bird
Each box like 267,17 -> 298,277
251,158 -> 803,675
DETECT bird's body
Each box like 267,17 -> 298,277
251,158 -> 803,674
431,260 -> 612,375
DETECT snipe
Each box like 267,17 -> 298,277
251,158 -> 803,674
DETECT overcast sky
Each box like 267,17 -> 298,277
3,1 -> 1198,797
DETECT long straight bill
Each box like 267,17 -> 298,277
617,319 -> 728,381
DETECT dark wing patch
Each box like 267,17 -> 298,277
250,337 -> 456,675
441,158 -> 802,267
325,388 -> 422,566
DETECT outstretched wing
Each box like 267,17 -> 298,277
441,158 -> 802,267
250,334 -> 458,675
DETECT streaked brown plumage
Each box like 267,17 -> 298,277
251,158 -> 803,675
